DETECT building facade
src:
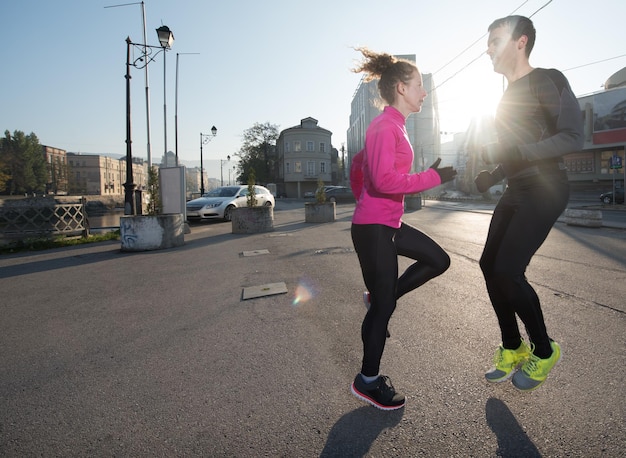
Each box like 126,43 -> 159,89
67,153 -> 147,196
568,79 -> 626,191
42,145 -> 69,195
277,117 -> 333,198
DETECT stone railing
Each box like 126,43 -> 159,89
0,197 -> 89,241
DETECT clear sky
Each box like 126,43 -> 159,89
2,0 -> 625,179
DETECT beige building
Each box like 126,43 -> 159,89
277,117 -> 334,198
42,145 -> 69,195
67,153 -> 147,196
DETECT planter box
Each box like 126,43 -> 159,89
120,213 -> 185,251
231,206 -> 274,234
305,202 -> 336,223
563,208 -> 602,228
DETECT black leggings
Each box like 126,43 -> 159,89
351,222 -> 450,376
479,170 -> 569,358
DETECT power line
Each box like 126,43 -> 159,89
564,54 -> 626,72
433,0 -> 531,76
432,0 -> 552,92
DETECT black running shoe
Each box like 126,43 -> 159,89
351,374 -> 405,410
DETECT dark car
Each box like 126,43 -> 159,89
600,188 -> 624,204
324,186 -> 355,203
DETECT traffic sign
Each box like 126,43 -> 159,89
609,155 -> 622,169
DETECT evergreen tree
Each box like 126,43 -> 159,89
0,130 -> 47,194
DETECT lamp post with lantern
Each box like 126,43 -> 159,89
155,25 -> 174,167
123,27 -> 173,215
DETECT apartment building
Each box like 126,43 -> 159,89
276,117 -> 334,198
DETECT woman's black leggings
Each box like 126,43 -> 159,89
351,222 -> 450,376
479,169 -> 569,358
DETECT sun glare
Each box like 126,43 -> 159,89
439,59 -> 504,133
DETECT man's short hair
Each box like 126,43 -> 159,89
488,15 -> 536,57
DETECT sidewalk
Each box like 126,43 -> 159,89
424,196 -> 626,229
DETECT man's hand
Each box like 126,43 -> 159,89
429,158 -> 457,184
474,170 -> 498,193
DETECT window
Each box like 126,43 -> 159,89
295,162 -> 302,173
286,162 -> 291,174
306,141 -> 314,152
294,141 -> 301,152
307,161 -> 315,176
284,141 -> 290,153
564,152 -> 594,173
320,142 -> 326,153
600,150 -> 625,175
320,162 -> 326,173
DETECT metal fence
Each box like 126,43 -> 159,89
0,198 -> 89,240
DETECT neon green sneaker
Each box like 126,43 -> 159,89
512,341 -> 561,391
485,341 -> 531,383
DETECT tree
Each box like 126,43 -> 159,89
235,122 -> 279,185
0,130 -> 48,195
0,152 -> 9,192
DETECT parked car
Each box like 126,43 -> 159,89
600,188 -> 624,204
186,185 -> 275,222
324,186 -> 355,203
305,185 -> 340,199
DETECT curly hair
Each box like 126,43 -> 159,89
352,47 -> 418,106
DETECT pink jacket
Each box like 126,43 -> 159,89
351,106 -> 441,228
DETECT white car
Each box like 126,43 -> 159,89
186,185 -> 275,222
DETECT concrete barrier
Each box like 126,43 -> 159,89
231,206 -> 274,234
563,208 -> 603,228
120,214 -> 184,251
304,202 -> 336,223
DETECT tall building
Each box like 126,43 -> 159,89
346,54 -> 441,175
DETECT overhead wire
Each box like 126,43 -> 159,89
433,0 -> 531,76
432,0 -> 552,92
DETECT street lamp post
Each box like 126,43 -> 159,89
124,37 -> 136,215
156,25 -> 174,166
123,32 -> 173,215
220,155 -> 231,187
199,126 -> 217,195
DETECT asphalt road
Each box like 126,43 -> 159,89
1,201 -> 624,457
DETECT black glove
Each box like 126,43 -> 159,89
481,143 -> 522,164
474,167 -> 505,193
429,158 -> 457,184
474,170 -> 497,193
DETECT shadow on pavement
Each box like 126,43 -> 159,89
320,406 -> 403,457
486,397 -> 541,458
